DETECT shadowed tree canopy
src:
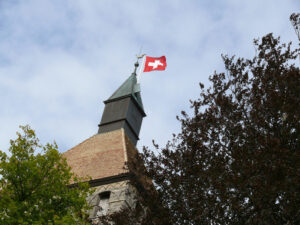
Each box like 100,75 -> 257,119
0,126 -> 91,225
101,33 -> 300,225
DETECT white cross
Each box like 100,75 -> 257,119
148,60 -> 163,69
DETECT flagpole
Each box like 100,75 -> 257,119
137,55 -> 146,84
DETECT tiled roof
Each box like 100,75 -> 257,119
62,129 -> 138,182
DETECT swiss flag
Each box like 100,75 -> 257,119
143,56 -> 167,72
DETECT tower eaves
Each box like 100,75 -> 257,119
105,73 -> 144,111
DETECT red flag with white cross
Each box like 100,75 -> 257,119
143,56 -> 167,72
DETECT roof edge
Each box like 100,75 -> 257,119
69,173 -> 131,188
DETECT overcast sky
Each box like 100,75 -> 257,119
0,0 -> 299,154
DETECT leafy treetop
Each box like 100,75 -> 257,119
0,125 -> 91,225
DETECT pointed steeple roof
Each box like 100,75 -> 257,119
106,73 -> 144,111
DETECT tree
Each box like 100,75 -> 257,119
290,13 -> 300,41
103,33 -> 300,225
0,125 -> 91,225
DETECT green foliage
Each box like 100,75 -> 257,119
0,125 -> 91,225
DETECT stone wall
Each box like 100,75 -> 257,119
87,180 -> 137,223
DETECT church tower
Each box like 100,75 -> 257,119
63,61 -> 146,222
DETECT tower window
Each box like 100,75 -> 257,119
96,191 -> 111,217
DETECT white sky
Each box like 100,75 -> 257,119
0,0 -> 299,153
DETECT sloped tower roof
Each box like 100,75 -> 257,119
106,73 -> 144,111
63,129 -> 137,185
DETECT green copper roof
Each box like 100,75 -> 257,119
107,73 -> 144,110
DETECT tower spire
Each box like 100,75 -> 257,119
97,59 -> 146,145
